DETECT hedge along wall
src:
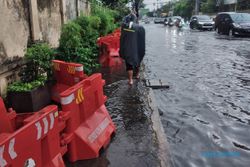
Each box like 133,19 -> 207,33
0,0 -> 90,96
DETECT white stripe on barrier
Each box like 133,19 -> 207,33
8,138 -> 17,160
88,117 -> 110,143
0,145 -> 7,167
35,122 -> 42,140
75,66 -> 83,72
61,94 -> 75,105
43,117 -> 49,135
49,113 -> 55,130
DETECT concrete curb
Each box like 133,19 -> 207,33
147,88 -> 172,167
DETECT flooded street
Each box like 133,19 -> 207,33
144,23 -> 250,167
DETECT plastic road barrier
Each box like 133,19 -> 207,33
51,60 -> 88,103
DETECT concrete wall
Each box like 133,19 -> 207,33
0,0 -> 30,65
0,0 -> 90,96
37,0 -> 62,47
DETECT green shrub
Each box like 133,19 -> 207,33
58,3 -> 118,74
58,16 -> 100,74
7,76 -> 46,92
24,43 -> 54,80
8,43 -> 54,92
59,22 -> 82,61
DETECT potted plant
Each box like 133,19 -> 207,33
7,43 -> 54,113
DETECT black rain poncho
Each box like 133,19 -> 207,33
119,14 -> 145,68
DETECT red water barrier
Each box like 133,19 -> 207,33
1,60 -> 116,166
51,60 -> 88,103
59,73 -> 116,162
0,98 -> 66,167
97,29 -> 123,67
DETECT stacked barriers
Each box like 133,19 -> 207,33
0,60 -> 116,166
0,98 -> 66,167
97,28 -> 123,67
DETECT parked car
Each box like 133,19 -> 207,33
215,12 -> 250,36
154,17 -> 165,24
190,15 -> 214,30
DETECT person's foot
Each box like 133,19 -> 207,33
128,80 -> 133,85
135,73 -> 140,79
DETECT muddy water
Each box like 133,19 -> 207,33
144,23 -> 250,167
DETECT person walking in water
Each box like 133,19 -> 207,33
119,12 -> 145,85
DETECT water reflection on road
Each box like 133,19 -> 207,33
144,24 -> 250,167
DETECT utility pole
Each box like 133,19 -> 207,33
235,0 -> 238,12
195,0 -> 200,15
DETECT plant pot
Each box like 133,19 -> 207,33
7,83 -> 51,113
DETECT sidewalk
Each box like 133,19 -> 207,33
66,67 -> 170,167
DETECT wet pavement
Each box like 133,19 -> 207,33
66,66 -> 161,167
67,23 -> 250,167
144,23 -> 250,167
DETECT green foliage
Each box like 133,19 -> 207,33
25,43 -> 54,79
92,0 -> 129,24
59,22 -> 82,61
8,43 -> 54,92
8,76 -> 46,92
173,0 -> 195,19
91,4 -> 118,35
201,0 -> 217,14
58,3 -> 117,74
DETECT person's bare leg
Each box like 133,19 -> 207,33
135,66 -> 140,79
128,70 -> 133,85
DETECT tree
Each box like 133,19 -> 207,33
102,0 -> 129,8
200,0 -> 217,13
173,0 -> 195,19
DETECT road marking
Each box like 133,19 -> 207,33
0,145 -> 7,167
43,117 -> 49,135
35,122 -> 42,140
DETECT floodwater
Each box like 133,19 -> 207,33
66,66 -> 160,167
144,23 -> 250,167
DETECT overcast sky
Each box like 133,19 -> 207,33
143,0 -> 171,11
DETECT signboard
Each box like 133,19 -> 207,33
224,0 -> 237,4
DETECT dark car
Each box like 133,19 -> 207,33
190,15 -> 214,30
215,12 -> 250,36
